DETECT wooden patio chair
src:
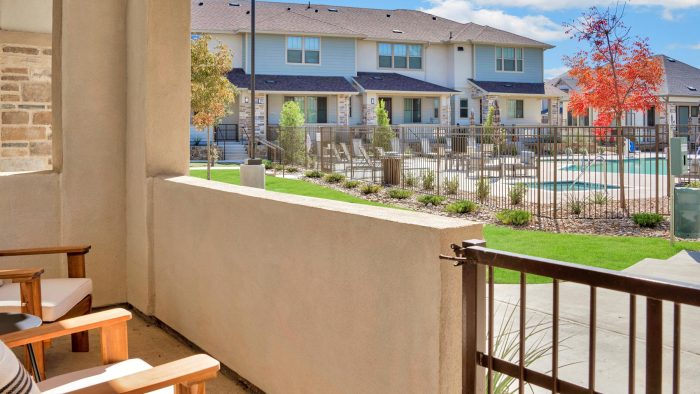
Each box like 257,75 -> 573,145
0,308 -> 220,393
0,246 -> 94,379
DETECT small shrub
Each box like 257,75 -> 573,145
403,171 -> 417,187
388,189 -> 413,199
508,183 -> 528,206
568,197 -> 584,215
323,173 -> 345,183
304,169 -> 323,178
417,194 -> 446,206
360,184 -> 381,195
262,159 -> 274,170
496,209 -> 532,226
591,192 -> 607,205
421,170 -> 435,191
445,200 -> 478,214
476,178 -> 490,203
342,180 -> 360,189
443,176 -> 459,195
632,213 -> 664,228
273,163 -> 285,171
686,181 -> 700,188
285,166 -> 299,173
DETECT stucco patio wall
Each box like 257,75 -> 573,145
152,175 -> 483,394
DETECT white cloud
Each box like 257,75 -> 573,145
661,8 -> 675,20
422,0 -> 566,42
462,0 -> 700,11
544,66 -> 569,80
690,43 -> 700,50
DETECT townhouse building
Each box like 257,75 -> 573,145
191,0 -> 563,145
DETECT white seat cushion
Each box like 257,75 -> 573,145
0,278 -> 92,321
37,358 -> 173,393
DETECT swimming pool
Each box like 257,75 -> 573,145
563,157 -> 667,175
524,181 -> 620,191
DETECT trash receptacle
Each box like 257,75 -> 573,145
674,185 -> 700,238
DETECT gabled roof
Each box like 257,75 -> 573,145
658,55 -> 700,98
468,79 -> 565,97
227,68 -> 357,92
354,72 -> 459,93
192,0 -> 553,48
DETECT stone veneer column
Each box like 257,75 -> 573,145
439,95 -> 450,126
362,93 -> 377,125
0,38 -> 52,172
549,97 -> 561,125
238,91 -> 250,134
337,95 -> 349,126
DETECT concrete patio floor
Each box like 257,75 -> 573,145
41,310 -> 251,393
493,251 -> 700,393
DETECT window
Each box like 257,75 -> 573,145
433,98 -> 440,119
507,99 -> 524,119
284,96 -> 328,123
349,97 -> 353,118
692,106 -> 699,118
496,47 -> 523,72
647,107 -> 656,126
378,43 -> 422,70
567,110 -> 590,126
287,36 -> 320,64
459,99 -> 469,118
404,98 -> 421,123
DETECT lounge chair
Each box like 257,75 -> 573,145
511,151 -> 538,177
420,138 -> 437,158
0,309 -> 220,393
352,138 -> 363,157
359,146 -> 379,167
0,246 -> 95,379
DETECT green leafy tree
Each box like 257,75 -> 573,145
372,99 -> 394,152
191,34 -> 238,179
482,105 -> 505,155
278,100 -> 306,165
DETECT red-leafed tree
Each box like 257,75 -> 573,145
564,3 -> 663,210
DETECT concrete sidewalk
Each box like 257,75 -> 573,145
492,251 -> 700,393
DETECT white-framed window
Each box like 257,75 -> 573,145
287,36 -> 320,64
459,98 -> 469,118
404,98 -> 422,123
496,47 -> 523,72
433,98 -> 439,119
378,42 -> 422,70
567,110 -> 590,126
284,96 -> 328,123
507,99 -> 524,119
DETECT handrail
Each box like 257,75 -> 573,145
440,240 -> 696,394
241,126 -> 286,175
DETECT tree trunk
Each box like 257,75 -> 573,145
206,125 -> 211,180
616,117 -> 626,211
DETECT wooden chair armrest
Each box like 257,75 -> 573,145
0,245 -> 91,257
0,308 -> 131,348
0,268 -> 44,282
70,355 -> 220,394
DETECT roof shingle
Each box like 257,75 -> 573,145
227,68 -> 357,92
354,72 -> 458,93
469,79 -> 564,96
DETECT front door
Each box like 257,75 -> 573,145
379,97 -> 392,124
678,106 -> 690,133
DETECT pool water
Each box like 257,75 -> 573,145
525,181 -> 620,192
563,158 -> 667,175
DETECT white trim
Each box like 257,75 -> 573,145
285,35 -> 322,66
495,46 -> 524,73
238,88 -> 359,95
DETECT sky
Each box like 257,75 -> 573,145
280,0 -> 700,79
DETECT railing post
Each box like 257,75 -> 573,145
646,298 -> 663,394
459,239 -> 487,394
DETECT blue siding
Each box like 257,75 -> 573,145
474,45 -> 543,83
245,34 -> 356,77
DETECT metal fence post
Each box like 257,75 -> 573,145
553,127 -> 558,219
458,240 -> 487,394
537,127 -> 542,219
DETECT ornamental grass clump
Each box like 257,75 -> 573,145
388,189 -> 413,199
360,184 -> 381,195
476,178 -> 490,203
304,169 -> 323,178
445,200 -> 478,214
508,182 -> 528,206
417,194 -> 446,206
323,173 -> 345,183
421,170 -> 435,191
632,212 -> 664,228
496,209 -> 531,226
403,171 -> 417,187
443,176 -> 459,195
342,180 -> 360,189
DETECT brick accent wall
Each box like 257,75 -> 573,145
0,39 -> 52,172
337,95 -> 349,126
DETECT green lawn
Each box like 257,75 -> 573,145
189,169 -> 392,208
484,225 -> 700,283
191,169 -> 700,284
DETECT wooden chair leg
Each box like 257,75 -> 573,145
67,295 -> 92,352
177,382 -> 206,394
20,278 -> 46,380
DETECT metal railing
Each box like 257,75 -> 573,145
267,124 -> 700,219
241,126 -> 285,174
214,123 -> 239,141
440,239 -> 700,394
